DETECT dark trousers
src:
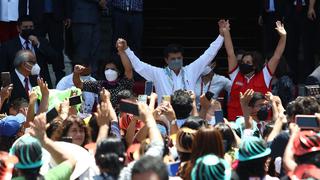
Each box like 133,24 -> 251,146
72,23 -> 101,78
111,8 -> 143,56
35,13 -> 65,84
261,13 -> 281,56
285,7 -> 316,84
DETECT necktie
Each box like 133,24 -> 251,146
296,0 -> 302,12
24,77 -> 29,94
25,41 -> 30,50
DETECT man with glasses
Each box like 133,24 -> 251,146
0,15 -> 57,88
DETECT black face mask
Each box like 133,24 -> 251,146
20,29 -> 34,40
239,63 -> 254,75
257,105 -> 269,121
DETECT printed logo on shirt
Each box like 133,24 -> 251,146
235,81 -> 244,86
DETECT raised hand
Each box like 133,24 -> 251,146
29,90 -> 38,104
239,89 -> 254,106
100,88 -> 111,103
116,38 -> 128,52
0,84 -> 13,101
37,78 -> 49,97
95,101 -> 110,126
29,113 -> 47,142
73,64 -> 86,75
275,21 -> 286,36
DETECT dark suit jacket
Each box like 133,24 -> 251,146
71,0 -> 100,24
0,36 -> 57,88
9,70 -> 38,102
19,0 -> 72,23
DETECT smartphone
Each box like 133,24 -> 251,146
138,94 -> 148,104
60,136 -> 73,143
214,110 -> 224,124
1,72 -> 11,87
46,107 -> 59,123
69,95 -> 82,106
119,99 -> 140,116
167,161 -> 180,176
205,91 -> 214,101
144,81 -> 153,96
162,95 -> 171,102
295,115 -> 319,130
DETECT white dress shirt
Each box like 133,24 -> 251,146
19,35 -> 38,53
56,73 -> 98,113
125,35 -> 224,103
0,0 -> 19,22
15,69 -> 32,92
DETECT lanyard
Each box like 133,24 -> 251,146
200,74 -> 213,94
164,67 -> 186,92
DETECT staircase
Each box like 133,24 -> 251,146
141,0 -> 262,76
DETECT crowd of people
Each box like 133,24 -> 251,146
1,0 -> 320,180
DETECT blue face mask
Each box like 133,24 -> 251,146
168,59 -> 183,70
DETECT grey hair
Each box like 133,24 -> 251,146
13,50 -> 34,68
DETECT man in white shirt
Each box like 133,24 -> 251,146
0,0 -> 19,43
116,20 -> 225,103
56,64 -> 98,113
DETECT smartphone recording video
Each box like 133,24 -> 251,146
144,81 -> 153,96
1,72 -> 11,87
295,115 -> 319,130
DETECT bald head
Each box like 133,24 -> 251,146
13,50 -> 36,68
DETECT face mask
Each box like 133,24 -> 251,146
201,66 -> 212,76
257,105 -> 269,121
104,69 -> 118,81
31,63 -> 41,75
168,59 -> 183,70
21,29 -> 34,40
239,63 -> 254,75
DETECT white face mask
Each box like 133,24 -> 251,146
31,63 -> 41,75
201,66 -> 212,76
104,69 -> 118,81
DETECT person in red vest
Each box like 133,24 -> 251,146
220,19 -> 287,121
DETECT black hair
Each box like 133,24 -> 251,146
171,90 -> 193,119
241,51 -> 264,73
215,122 -> 236,152
181,116 -> 207,130
286,96 -> 320,121
95,138 -> 125,178
117,89 -> 135,102
248,92 -> 266,107
17,15 -> 33,26
131,155 -> 168,180
10,98 -> 29,112
98,53 -> 124,80
163,44 -> 184,58
88,116 -> 99,142
295,151 -> 320,168
236,156 -> 269,179
19,167 -> 44,180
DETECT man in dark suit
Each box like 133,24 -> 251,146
9,50 -> 38,103
71,0 -> 105,78
0,15 -> 56,88
18,0 -> 72,83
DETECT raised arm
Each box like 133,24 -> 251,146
267,21 -> 287,74
123,39 -> 162,81
221,20 -> 238,72
29,113 -> 76,169
239,89 -> 254,129
186,20 -> 224,77
37,78 -> 49,114
72,65 -> 85,89
117,39 -> 133,80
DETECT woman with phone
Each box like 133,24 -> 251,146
73,50 -> 134,108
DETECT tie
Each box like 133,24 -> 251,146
24,77 -> 29,94
296,0 -> 302,12
25,41 -> 30,50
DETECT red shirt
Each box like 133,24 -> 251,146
227,65 -> 273,121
